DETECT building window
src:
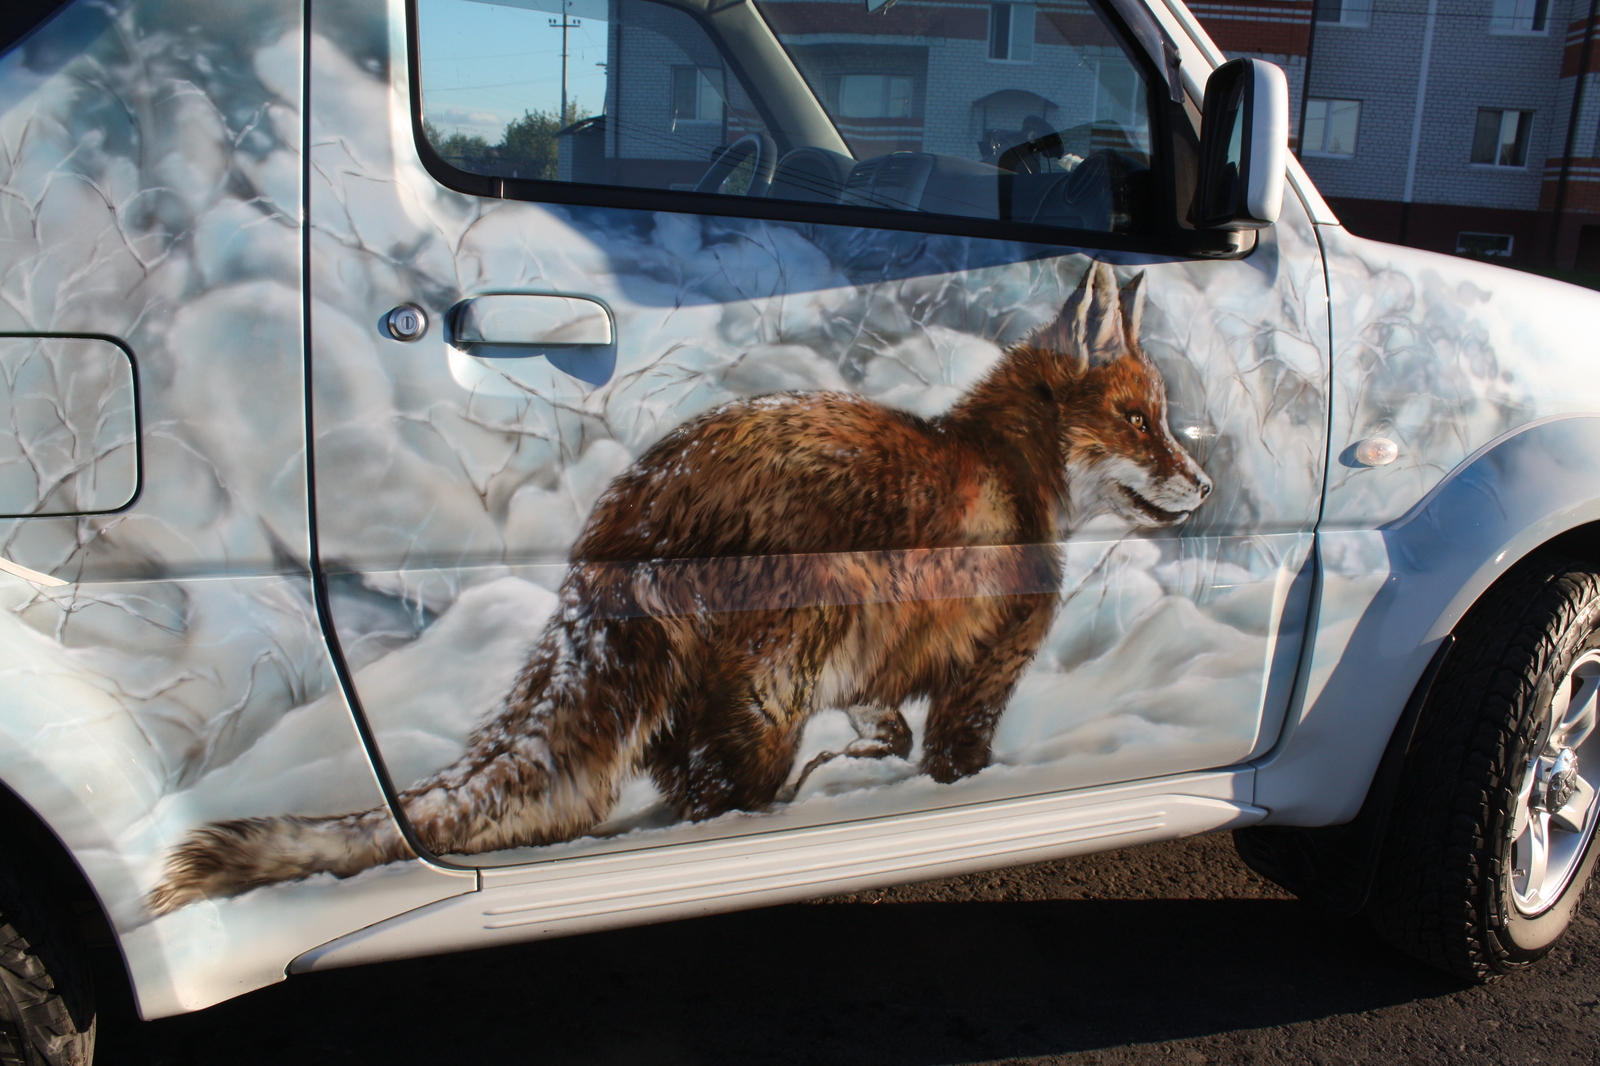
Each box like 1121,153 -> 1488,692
1471,108 -> 1532,166
989,3 -> 1035,61
1302,98 -> 1361,156
1095,58 -> 1142,128
1490,0 -> 1548,33
1316,0 -> 1372,26
672,66 -> 724,124
827,74 -> 915,119
1458,232 -> 1514,257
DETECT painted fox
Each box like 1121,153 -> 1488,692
147,261 -> 1211,913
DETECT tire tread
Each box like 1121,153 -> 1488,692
1367,555 -> 1600,981
0,857 -> 94,1066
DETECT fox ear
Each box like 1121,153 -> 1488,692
1046,261 -> 1126,374
1120,272 -> 1146,348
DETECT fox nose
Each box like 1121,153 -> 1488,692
1199,479 -> 1212,498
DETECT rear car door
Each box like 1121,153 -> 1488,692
303,0 -> 1329,869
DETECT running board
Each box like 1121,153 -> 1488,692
291,770 -> 1262,973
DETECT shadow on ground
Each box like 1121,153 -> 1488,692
99,873 -> 1467,1065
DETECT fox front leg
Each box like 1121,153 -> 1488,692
921,596 -> 1057,784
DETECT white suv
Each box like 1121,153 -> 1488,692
0,0 -> 1596,1060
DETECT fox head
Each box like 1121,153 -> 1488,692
1027,262 -> 1213,529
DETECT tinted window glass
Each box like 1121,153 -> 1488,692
2,0 -> 73,55
417,0 -> 1159,233
419,0 -> 772,190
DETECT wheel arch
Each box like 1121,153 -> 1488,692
0,767 -> 129,1001
0,719 -> 178,1020
1257,414 -> 1600,826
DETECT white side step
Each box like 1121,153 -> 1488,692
291,770 -> 1262,973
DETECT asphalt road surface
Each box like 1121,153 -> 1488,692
98,833 -> 1600,1065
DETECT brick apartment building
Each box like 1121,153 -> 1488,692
1198,0 -> 1600,269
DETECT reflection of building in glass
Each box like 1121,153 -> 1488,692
584,0 -> 765,188
759,0 -> 1145,161
437,0 -> 1600,269
556,0 -> 1151,189
1193,0 -> 1600,269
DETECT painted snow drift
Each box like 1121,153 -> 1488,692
147,261 -> 1214,909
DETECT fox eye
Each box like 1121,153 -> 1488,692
1125,411 -> 1148,433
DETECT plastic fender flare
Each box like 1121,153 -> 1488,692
0,750 -> 152,1006
1255,413 -> 1600,825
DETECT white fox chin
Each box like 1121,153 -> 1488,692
1065,455 -> 1211,530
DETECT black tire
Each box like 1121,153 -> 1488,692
1365,553 -> 1600,981
0,854 -> 95,1066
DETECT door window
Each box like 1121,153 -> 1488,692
418,0 -> 770,190
415,0 -> 1167,234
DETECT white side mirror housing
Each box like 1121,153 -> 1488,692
1194,58 -> 1289,230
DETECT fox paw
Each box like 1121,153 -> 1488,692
921,749 -> 989,784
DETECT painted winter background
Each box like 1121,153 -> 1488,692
301,0 -> 1335,865
3,0 -> 1600,1013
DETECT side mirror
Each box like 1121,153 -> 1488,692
1194,58 -> 1288,231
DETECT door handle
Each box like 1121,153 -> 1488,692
451,294 -> 612,346
448,294 -> 615,385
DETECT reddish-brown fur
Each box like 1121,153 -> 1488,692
147,261 -> 1211,913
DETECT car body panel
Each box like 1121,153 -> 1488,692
0,0 -> 472,1019
296,0 -> 1328,873
1259,230 -> 1600,823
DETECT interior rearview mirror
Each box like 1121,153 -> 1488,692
1194,58 -> 1288,231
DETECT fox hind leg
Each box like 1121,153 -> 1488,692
648,611 -> 846,819
921,595 -> 1057,784
649,651 -> 816,820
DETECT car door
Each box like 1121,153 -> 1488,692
301,0 -> 1328,869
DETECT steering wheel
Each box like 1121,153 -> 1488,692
993,115 -> 1067,175
695,133 -> 777,197
1031,149 -> 1142,232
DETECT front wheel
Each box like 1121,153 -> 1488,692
0,854 -> 95,1066
1366,554 -> 1600,980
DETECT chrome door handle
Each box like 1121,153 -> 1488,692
448,294 -> 615,386
451,294 -> 613,347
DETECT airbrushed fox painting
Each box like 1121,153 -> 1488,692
148,262 -> 1211,911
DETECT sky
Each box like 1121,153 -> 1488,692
419,0 -> 611,141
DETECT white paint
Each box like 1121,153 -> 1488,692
291,769 -> 1261,972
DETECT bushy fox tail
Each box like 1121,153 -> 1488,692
146,808 -> 412,915
147,580 -> 679,915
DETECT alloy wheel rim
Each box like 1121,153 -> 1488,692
1510,647 -> 1600,915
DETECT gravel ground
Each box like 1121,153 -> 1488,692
99,833 -> 1600,1065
